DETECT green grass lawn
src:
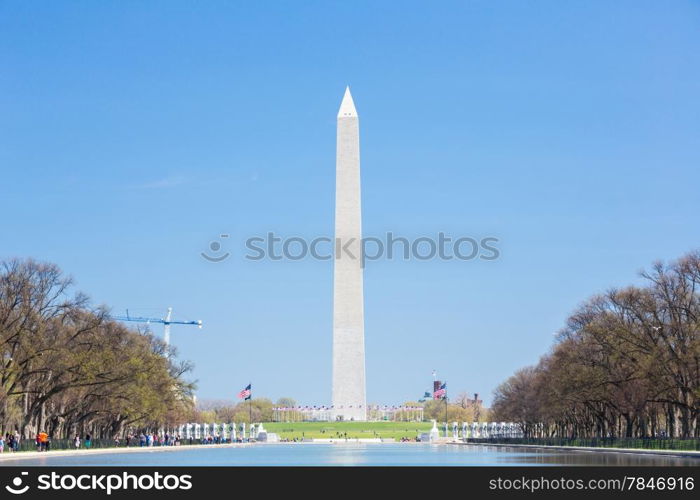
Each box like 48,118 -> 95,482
263,421 -> 432,440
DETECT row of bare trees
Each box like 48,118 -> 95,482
0,259 -> 195,439
492,251 -> 700,439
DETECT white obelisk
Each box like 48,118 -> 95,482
332,87 -> 366,421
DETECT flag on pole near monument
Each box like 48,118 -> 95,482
433,382 -> 446,400
238,384 -> 251,400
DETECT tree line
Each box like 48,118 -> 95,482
413,395 -> 489,423
492,251 -> 700,439
0,259 -> 195,440
195,397 -> 281,424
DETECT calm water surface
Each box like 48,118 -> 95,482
0,444 -> 697,466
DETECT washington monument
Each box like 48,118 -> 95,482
332,87 -> 367,421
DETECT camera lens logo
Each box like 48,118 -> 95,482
201,234 -> 230,262
5,472 -> 29,495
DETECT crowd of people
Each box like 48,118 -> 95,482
129,433 -> 182,447
0,432 -> 22,452
0,430 -> 251,454
0,431 -> 181,453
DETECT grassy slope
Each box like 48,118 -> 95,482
263,421 -> 433,440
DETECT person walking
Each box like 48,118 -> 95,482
38,431 -> 48,452
74,435 -> 80,449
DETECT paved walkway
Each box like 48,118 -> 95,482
453,441 -> 700,458
0,442 -> 250,462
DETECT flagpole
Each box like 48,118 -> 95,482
249,382 -> 252,428
444,388 -> 448,438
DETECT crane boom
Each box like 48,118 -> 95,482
110,307 -> 202,346
112,315 -> 202,326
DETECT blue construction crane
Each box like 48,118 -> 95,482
111,307 -> 202,346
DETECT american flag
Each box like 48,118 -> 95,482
433,382 -> 446,399
237,384 -> 251,400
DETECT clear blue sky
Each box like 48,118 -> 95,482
2,1 -> 699,406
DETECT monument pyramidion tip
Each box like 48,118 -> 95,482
337,86 -> 357,118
